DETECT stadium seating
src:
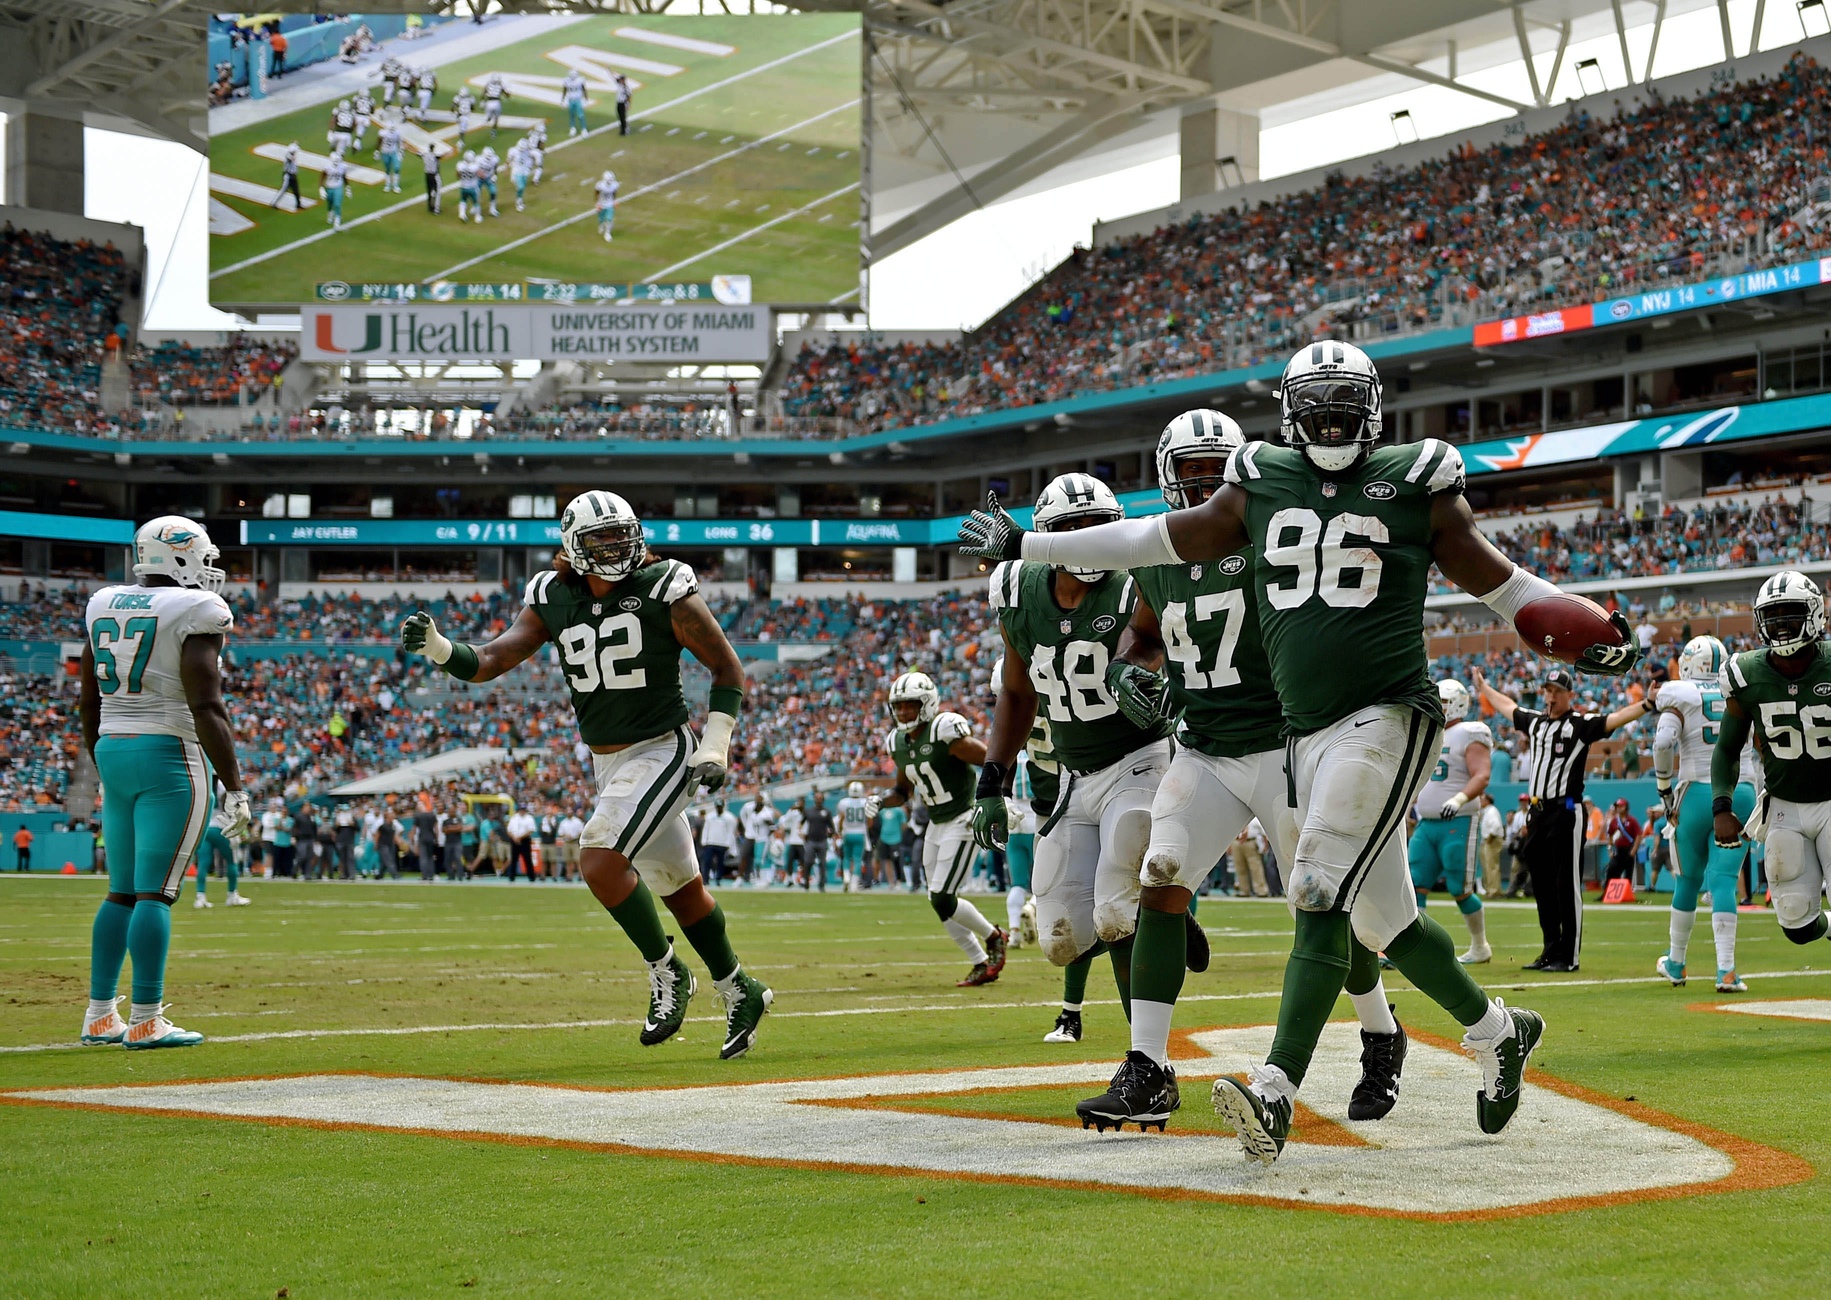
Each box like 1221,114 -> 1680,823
0,225 -> 128,434
128,339 -> 296,408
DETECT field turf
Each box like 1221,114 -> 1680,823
208,14 -> 861,306
2,876 -> 1828,1298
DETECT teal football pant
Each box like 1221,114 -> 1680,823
1673,781 -> 1755,914
568,100 -> 587,132
194,826 -> 237,899
1005,833 -> 1035,891
841,832 -> 867,878
1408,815 -> 1480,901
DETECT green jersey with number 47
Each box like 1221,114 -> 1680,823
524,558 -> 698,745
1721,643 -> 1831,802
990,560 -> 1171,774
1133,548 -> 1283,757
888,713 -> 977,824
1224,438 -> 1463,734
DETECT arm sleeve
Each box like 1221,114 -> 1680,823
1711,705 -> 1751,800
1577,713 -> 1612,744
1652,710 -> 1682,780
1511,707 -> 1540,734
1020,513 -> 1180,571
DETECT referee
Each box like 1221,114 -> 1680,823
1474,667 -> 1657,971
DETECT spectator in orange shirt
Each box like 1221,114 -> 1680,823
13,825 -> 31,872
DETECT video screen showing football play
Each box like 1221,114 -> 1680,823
206,10 -> 862,309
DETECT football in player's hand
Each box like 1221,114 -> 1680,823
1514,593 -> 1624,664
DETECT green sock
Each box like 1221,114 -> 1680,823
126,900 -> 172,1005
1456,893 -> 1483,917
1130,905 -> 1186,1006
89,899 -> 132,1001
1384,914 -> 1490,1026
1266,909 -> 1351,1088
1343,935 -> 1381,997
680,902 -> 739,982
607,880 -> 671,964
1062,941 -> 1106,1006
1108,933 -> 1135,1022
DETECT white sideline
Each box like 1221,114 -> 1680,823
639,181 -> 859,282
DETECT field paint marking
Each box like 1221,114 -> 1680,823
640,182 -> 858,281
210,174 -> 317,208
6,1025 -> 1802,1218
250,144 -> 386,187
1704,998 -> 1831,1022
545,44 -> 682,77
210,30 -> 858,280
616,27 -> 736,56
424,99 -> 856,281
209,198 -> 255,237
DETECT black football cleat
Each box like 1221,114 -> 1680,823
1347,1006 -> 1407,1121
1075,1051 -> 1181,1133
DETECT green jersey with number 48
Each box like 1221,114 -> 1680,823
888,713 -> 977,823
1224,438 -> 1463,734
1133,548 -> 1283,757
990,560 -> 1171,774
524,558 -> 698,745
1721,643 -> 1831,803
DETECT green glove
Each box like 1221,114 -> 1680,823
1105,659 -> 1170,730
971,795 -> 1009,850
957,491 -> 1027,563
1575,611 -> 1641,677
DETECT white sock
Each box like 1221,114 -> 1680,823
1465,998 -> 1510,1042
1131,999 -> 1175,1065
1250,1063 -> 1296,1102
1061,1000 -> 1083,1013
714,963 -> 742,995
950,898 -> 995,941
943,918 -> 987,964
1712,913 -> 1737,973
1349,987 -> 1398,1035
1006,886 -> 1027,931
1669,908 -> 1696,965
87,998 -> 118,1022
1464,907 -> 1488,949
129,1001 -> 162,1026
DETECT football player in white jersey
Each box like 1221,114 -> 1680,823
352,88 -> 375,151
327,100 -> 355,155
595,170 -> 619,242
482,73 -> 508,136
1407,679 -> 1494,963
453,86 -> 476,148
476,146 -> 500,218
507,138 -> 532,210
377,116 -> 404,193
834,780 -> 875,889
456,150 -> 478,223
79,518 -> 252,1049
1654,635 -> 1752,991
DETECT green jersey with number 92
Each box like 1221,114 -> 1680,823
1224,438 -> 1464,734
990,560 -> 1171,774
524,558 -> 697,745
1720,643 -> 1831,803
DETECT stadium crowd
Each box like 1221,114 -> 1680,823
127,338 -> 296,408
0,225 -> 129,434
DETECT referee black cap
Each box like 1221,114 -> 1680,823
1543,668 -> 1575,690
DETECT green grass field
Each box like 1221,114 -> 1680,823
208,14 -> 861,306
3,877 -> 1828,1298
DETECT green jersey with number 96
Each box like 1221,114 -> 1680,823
524,558 -> 697,745
1224,439 -> 1462,735
990,560 -> 1171,774
887,712 -> 977,824
1720,642 -> 1831,803
1133,548 -> 1283,757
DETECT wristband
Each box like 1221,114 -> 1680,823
1711,796 -> 1733,817
976,761 -> 1010,799
443,641 -> 480,681
708,685 -> 743,717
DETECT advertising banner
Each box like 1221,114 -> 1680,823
299,302 -> 772,362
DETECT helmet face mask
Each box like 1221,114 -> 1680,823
1437,678 -> 1471,721
132,515 -> 225,593
560,491 -> 645,581
1677,635 -> 1727,682
1032,472 -> 1123,582
1279,341 -> 1383,473
1156,408 -> 1244,509
1754,571 -> 1826,655
887,671 -> 939,732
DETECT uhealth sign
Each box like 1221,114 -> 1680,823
1474,255 -> 1828,347
300,303 -> 772,363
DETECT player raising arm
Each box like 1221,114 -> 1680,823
962,340 -> 1637,1164
80,517 -> 252,1049
400,490 -> 772,1059
1711,572 -> 1831,953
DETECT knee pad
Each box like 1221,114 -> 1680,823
929,891 -> 958,923
1773,889 -> 1821,932
1140,845 -> 1183,890
1091,898 -> 1138,945
1041,913 -> 1083,966
580,808 -> 622,850
1287,859 -> 1339,912
1781,915 -> 1829,945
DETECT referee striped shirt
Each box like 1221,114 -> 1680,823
1513,707 -> 1610,802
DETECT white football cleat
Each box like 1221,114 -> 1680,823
226,892 -> 251,906
1019,899 -> 1038,947
81,999 -> 127,1045
123,1007 -> 205,1050
1458,942 -> 1490,965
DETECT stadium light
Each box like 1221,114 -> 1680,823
1803,1 -> 1831,39
1575,58 -> 1607,98
1390,110 -> 1419,145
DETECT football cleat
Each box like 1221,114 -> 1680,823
1076,1051 -> 1180,1132
1464,1002 -> 1545,1135
1043,1008 -> 1082,1043
640,945 -> 696,1046
1655,954 -> 1687,986
956,961 -> 998,987
226,892 -> 250,906
1184,910 -> 1210,974
1458,942 -> 1491,965
193,896 -> 213,910
81,999 -> 127,1045
1211,1071 -> 1292,1165
983,927 -> 1009,979
1348,1008 -> 1408,1121
716,969 -> 774,1060
123,1007 -> 205,1050
1019,898 -> 1038,947
1715,969 -> 1748,993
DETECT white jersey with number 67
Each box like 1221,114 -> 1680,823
84,585 -> 233,741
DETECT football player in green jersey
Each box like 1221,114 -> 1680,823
976,475 -> 1175,1086
1713,571 -> 1831,950
963,340 -> 1640,1162
400,490 -> 772,1060
1075,410 -> 1409,1132
880,670 -> 1009,985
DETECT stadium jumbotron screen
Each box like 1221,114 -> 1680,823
206,11 -> 862,320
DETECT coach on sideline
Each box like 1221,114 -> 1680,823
1473,667 -> 1657,972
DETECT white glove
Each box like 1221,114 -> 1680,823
1437,791 -> 1470,820
400,610 -> 453,664
690,711 -> 736,792
864,796 -> 882,819
218,791 -> 253,844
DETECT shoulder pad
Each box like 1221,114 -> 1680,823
1403,439 -> 1466,494
648,559 -> 699,604
524,570 -> 559,606
1721,655 -> 1748,692
933,712 -> 971,742
1223,441 -> 1265,484
197,592 -> 235,635
1466,721 -> 1493,746
883,730 -> 899,754
988,561 -> 1022,611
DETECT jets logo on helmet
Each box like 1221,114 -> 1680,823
1753,570 -> 1826,655
559,490 -> 646,581
1677,634 -> 1728,682
132,515 -> 225,593
1277,339 -> 1383,473
1437,678 -> 1471,721
1157,409 -> 1245,509
1032,473 -> 1123,583
887,671 -> 940,732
